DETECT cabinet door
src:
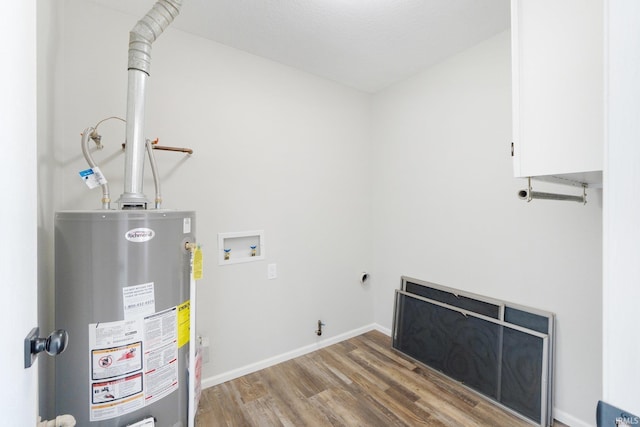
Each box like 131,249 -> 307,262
512,0 -> 603,179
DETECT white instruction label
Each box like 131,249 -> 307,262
89,319 -> 145,421
88,307 -> 180,422
143,307 -> 179,405
79,167 -> 107,189
183,217 -> 191,234
123,282 -> 155,320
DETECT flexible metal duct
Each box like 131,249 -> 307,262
120,0 -> 182,208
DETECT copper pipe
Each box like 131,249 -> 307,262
122,142 -> 193,155
154,145 -> 193,155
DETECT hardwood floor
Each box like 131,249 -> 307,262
196,330 -> 564,426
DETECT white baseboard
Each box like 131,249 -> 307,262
201,323 -> 386,390
374,324 -> 392,336
554,408 -> 594,427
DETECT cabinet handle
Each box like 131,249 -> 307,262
511,142 -> 514,157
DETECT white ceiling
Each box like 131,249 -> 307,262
89,0 -> 510,93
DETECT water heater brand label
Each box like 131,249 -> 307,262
125,228 -> 155,243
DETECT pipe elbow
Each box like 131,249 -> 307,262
127,0 -> 183,74
55,415 -> 77,426
37,415 -> 76,427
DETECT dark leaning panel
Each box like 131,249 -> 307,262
501,327 -> 545,422
505,305 -> 550,334
394,294 -> 500,398
393,277 -> 554,426
404,280 -> 502,319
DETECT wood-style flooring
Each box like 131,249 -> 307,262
196,330 -> 565,426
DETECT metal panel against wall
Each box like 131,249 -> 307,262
404,279 -> 503,319
393,285 -> 551,426
401,276 -> 555,426
394,293 -> 501,398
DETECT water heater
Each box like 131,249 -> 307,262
55,210 -> 195,426
52,1 -> 197,424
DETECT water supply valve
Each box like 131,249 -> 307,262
316,320 -> 325,336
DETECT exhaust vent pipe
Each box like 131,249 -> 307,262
119,0 -> 182,209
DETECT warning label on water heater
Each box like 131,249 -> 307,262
92,342 -> 142,380
88,307 -> 179,421
92,372 -> 143,404
89,320 -> 145,421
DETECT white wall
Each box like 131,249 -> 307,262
603,0 -> 640,416
1,1 -> 38,424
371,31 -> 602,426
38,0 -> 373,394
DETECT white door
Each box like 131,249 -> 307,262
0,1 -> 39,424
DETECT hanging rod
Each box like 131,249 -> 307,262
518,177 -> 587,204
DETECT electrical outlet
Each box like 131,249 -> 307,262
200,336 -> 210,364
267,263 -> 277,280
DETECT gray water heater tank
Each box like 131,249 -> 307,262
55,210 -> 195,426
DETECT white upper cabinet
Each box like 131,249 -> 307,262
511,0 -> 603,185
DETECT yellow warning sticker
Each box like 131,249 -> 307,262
177,300 -> 190,348
193,247 -> 203,280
